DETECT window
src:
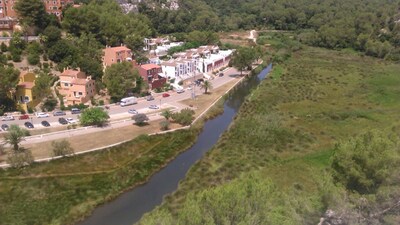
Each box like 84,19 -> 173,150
64,83 -> 69,87
24,96 -> 30,103
78,92 -> 83,96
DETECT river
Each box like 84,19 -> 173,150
78,64 -> 272,225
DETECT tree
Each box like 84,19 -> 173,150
42,25 -> 62,47
33,72 -> 52,100
132,113 -> 149,126
52,139 -> 74,157
103,62 -> 140,101
331,131 -> 400,194
80,107 -> 110,127
161,109 -> 173,121
47,39 -> 78,64
0,66 -> 20,96
231,47 -> 256,75
3,125 -> 29,152
14,0 -> 48,31
41,96 -> 58,112
124,34 -> 145,52
200,80 -> 213,94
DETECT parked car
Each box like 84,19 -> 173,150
24,122 -> 34,129
19,114 -> 30,120
1,124 -> 9,131
146,95 -> 155,101
66,118 -> 77,124
176,89 -> 185,94
162,93 -> 170,97
36,112 -> 49,118
1,115 -> 14,121
219,72 -> 224,77
58,117 -> 68,125
41,120 -> 51,127
149,105 -> 160,109
128,109 -> 138,114
53,111 -> 66,116
71,108 -> 81,114
186,86 -> 193,90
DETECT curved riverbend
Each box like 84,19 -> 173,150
78,64 -> 272,225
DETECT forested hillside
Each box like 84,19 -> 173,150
139,0 -> 400,60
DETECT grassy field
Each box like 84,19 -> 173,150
139,47 -> 400,224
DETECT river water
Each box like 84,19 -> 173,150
78,64 -> 272,225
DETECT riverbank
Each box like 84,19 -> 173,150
0,61 -> 265,225
138,47 -> 400,224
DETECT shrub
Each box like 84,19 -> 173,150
172,108 -> 195,125
11,52 -> 21,62
0,42 -> 8,52
27,107 -> 34,114
99,100 -> 104,106
42,54 -> 48,61
160,120 -> 170,131
7,150 -> 34,168
51,139 -> 74,157
27,53 -> 40,65
42,97 -> 58,112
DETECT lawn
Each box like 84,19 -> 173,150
139,47 -> 400,224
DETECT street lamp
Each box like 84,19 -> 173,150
159,99 -> 161,108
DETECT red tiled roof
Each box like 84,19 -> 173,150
18,82 -> 34,89
61,69 -> 80,77
72,79 -> 89,85
141,64 -> 160,70
104,46 -> 131,52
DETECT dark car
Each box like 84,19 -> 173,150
19,114 -> 30,120
53,111 -> 66,116
41,120 -> 51,127
71,108 -> 81,114
24,122 -> 34,129
146,95 -> 155,101
1,124 -> 9,131
219,72 -> 224,77
58,117 -> 68,125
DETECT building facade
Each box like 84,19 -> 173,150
15,71 -> 40,112
58,69 -> 95,106
0,0 -> 74,19
102,45 -> 133,70
137,64 -> 166,89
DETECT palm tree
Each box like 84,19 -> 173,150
200,80 -> 213,94
3,125 -> 29,152
161,109 -> 173,121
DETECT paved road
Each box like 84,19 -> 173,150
0,67 -> 241,132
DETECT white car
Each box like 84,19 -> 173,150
149,105 -> 159,109
1,115 -> 15,121
128,109 -> 138,114
176,89 -> 185,93
36,112 -> 50,118
66,118 -> 77,124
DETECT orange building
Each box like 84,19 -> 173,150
58,69 -> 96,106
0,0 -> 74,19
102,45 -> 133,70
